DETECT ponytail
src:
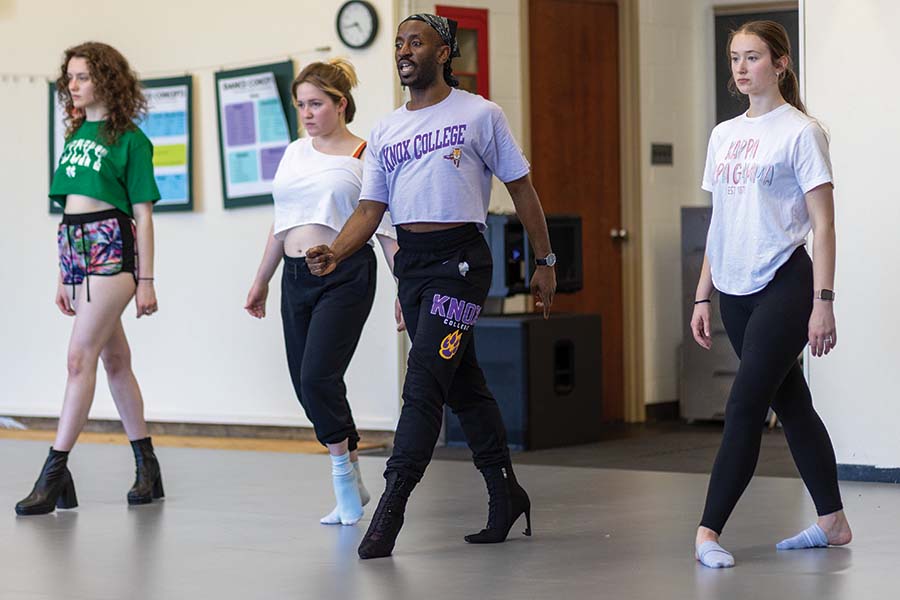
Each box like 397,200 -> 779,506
778,67 -> 806,114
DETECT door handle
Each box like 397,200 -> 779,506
610,228 -> 628,241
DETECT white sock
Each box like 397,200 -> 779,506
320,457 -> 366,525
355,461 -> 371,507
696,540 -> 735,569
776,523 -> 829,550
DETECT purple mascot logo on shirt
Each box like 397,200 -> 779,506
443,147 -> 462,168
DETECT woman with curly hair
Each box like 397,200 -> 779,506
16,42 -> 164,515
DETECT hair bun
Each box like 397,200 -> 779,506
327,58 -> 359,88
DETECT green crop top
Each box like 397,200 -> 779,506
49,121 -> 161,217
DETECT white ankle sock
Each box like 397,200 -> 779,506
355,461 -> 371,507
776,523 -> 828,550
321,457 -> 366,525
696,540 -> 735,568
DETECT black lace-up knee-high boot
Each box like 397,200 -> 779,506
357,472 -> 417,559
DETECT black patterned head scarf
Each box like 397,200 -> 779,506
401,14 -> 460,87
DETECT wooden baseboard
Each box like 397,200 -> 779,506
0,417 -> 393,454
6,416 -> 395,445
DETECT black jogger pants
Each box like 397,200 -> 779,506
385,224 -> 511,482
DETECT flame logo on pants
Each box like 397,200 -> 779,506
439,330 -> 463,360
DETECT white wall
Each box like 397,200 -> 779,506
637,0 -> 789,405
0,0 -> 403,429
805,0 -> 900,469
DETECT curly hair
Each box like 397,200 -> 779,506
56,42 -> 147,144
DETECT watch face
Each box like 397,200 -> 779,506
337,1 -> 378,49
537,253 -> 557,267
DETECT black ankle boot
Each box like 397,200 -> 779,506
127,437 -> 164,505
464,462 -> 532,544
358,473 -> 417,559
15,447 -> 78,516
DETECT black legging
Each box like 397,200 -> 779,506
700,246 -> 843,534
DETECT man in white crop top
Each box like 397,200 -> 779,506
307,14 -> 556,560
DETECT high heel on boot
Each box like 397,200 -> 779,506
15,448 -> 79,516
464,462 -> 532,544
357,473 -> 416,559
127,437 -> 164,505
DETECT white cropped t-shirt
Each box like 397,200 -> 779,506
272,137 -> 394,244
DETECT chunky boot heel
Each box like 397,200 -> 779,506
152,476 -> 165,500
56,477 -> 79,510
15,448 -> 78,516
464,462 -> 533,544
127,437 -> 165,505
358,473 -> 416,559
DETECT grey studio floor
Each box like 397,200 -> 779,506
2,436 -> 899,600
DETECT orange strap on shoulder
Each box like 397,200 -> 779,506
352,141 -> 367,159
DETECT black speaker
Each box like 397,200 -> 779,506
484,213 -> 582,298
444,313 -> 602,450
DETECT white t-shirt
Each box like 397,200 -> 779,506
360,88 -> 531,230
271,137 -> 394,244
701,103 -> 833,295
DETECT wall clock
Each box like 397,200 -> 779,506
337,1 -> 379,49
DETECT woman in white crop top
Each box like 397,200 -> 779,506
691,21 -> 851,569
244,59 -> 400,526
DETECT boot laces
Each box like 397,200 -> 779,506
370,480 -> 408,535
484,469 -> 508,528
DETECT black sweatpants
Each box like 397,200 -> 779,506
386,224 -> 511,482
281,245 -> 376,452
700,246 -> 843,533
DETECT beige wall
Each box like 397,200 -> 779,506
0,0 -> 404,428
805,0 -> 900,469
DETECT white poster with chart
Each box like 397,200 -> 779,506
214,61 -> 297,208
138,76 -> 193,211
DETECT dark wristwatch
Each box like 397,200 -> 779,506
815,289 -> 835,301
535,253 -> 557,267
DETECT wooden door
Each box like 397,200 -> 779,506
529,0 -> 624,421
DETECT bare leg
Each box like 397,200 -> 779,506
102,320 -> 149,441
327,440 -> 350,457
54,274 -> 136,451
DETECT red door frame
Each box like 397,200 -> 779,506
436,6 -> 490,98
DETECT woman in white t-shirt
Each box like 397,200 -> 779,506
244,59 -> 400,526
690,21 -> 852,568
